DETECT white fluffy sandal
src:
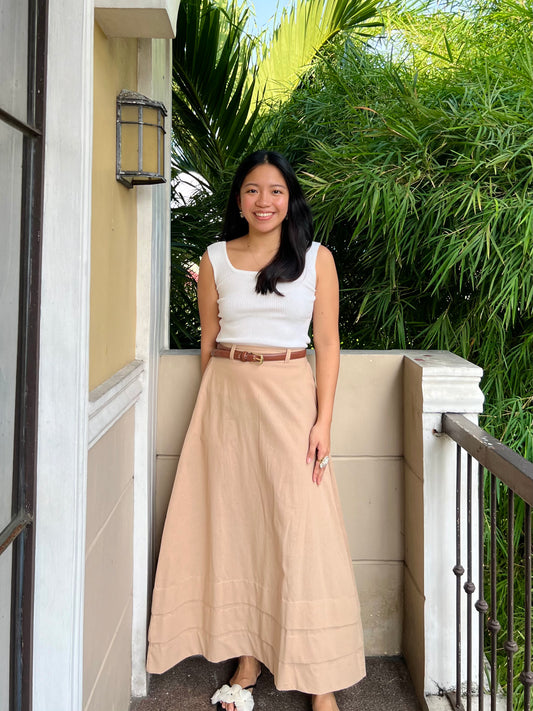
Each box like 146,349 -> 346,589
211,682 -> 256,711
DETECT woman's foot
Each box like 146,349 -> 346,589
311,692 -> 340,711
219,656 -> 261,711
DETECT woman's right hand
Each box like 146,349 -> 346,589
307,420 -> 331,486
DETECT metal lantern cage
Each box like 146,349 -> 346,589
116,89 -> 167,188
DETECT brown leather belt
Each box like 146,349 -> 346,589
211,344 -> 307,364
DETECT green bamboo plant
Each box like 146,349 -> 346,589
269,0 -> 533,415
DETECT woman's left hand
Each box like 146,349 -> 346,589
306,421 -> 331,486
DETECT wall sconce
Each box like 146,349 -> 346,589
116,89 -> 167,188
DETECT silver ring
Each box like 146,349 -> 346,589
318,455 -> 330,469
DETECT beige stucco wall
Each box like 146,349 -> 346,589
84,407 -> 135,711
155,350 -> 405,656
89,22 -> 138,391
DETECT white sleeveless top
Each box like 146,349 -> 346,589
207,240 -> 320,348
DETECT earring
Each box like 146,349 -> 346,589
239,211 -> 244,219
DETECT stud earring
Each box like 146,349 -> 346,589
239,211 -> 244,219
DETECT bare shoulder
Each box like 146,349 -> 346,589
317,243 -> 334,257
198,250 -> 216,289
315,244 -> 337,276
199,250 -> 213,269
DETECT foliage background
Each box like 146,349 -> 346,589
270,1 -> 533,444
171,0 -> 533,452
169,0 -> 533,702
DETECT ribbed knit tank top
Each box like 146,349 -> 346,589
207,240 -> 320,348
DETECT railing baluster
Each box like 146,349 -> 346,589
521,504 -> 532,711
441,414 -> 533,711
504,491 -> 517,709
488,473 -> 501,711
454,444 -> 465,710
465,454 -> 475,711
475,463 -> 488,711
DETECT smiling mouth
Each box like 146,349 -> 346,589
254,212 -> 274,218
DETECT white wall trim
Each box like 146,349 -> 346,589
33,1 -> 94,709
88,360 -> 144,448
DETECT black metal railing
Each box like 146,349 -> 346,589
441,413 -> 533,711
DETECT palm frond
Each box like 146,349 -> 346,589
254,0 -> 382,106
171,0 -> 263,189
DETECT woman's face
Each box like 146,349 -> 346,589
238,163 -> 289,235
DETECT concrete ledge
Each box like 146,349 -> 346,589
95,0 -> 180,38
425,693 -> 505,711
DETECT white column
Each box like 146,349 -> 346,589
403,351 -> 484,706
33,0 -> 94,709
131,37 -> 172,697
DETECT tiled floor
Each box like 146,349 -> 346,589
130,656 -> 422,711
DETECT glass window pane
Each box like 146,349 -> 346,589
0,545 -> 13,710
143,107 -> 158,127
142,124 -> 159,174
120,105 -> 138,124
0,121 -> 23,531
121,123 -> 139,173
0,0 -> 29,124
159,130 -> 165,176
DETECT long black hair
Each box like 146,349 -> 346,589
221,150 -> 314,295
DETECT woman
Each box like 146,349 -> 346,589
147,151 -> 365,711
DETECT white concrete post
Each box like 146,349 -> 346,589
402,351 -> 484,707
131,37 -> 172,698
33,1 -> 94,709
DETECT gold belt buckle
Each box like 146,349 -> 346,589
252,353 -> 264,364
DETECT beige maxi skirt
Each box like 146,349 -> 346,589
146,347 -> 365,694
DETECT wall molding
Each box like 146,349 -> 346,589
89,360 -> 144,448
